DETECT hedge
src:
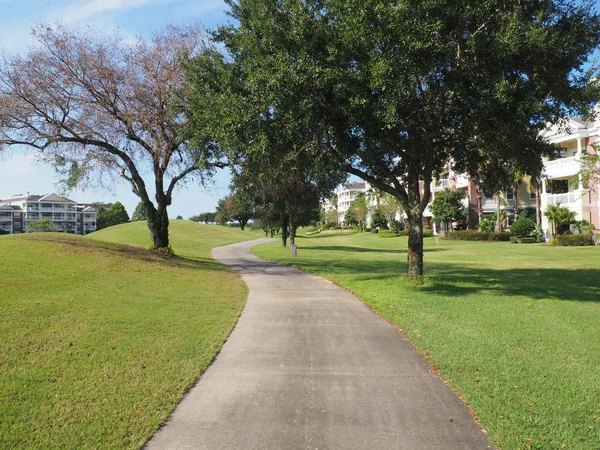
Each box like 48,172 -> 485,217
509,236 -> 537,244
444,230 -> 510,241
378,230 -> 434,238
556,234 -> 594,246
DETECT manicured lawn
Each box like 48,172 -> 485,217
1,221 -> 261,449
253,233 -> 600,450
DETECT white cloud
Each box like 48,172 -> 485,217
60,0 -> 153,23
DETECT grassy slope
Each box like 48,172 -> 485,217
253,233 -> 600,450
1,221 -> 261,449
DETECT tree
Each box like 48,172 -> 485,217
544,203 -> 577,237
214,198 -> 230,225
431,189 -> 467,229
370,207 -> 388,230
380,194 -> 401,228
189,212 -> 216,224
216,0 -> 600,276
27,218 -> 57,233
348,192 -> 369,231
176,215 -> 183,219
131,202 -> 147,222
96,201 -> 130,230
229,190 -> 254,230
324,208 -> 339,227
0,23 -> 226,251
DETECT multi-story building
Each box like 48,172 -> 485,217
323,115 -> 600,238
0,192 -> 97,235
323,182 -> 367,225
538,117 -> 600,239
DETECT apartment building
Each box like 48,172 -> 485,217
323,182 -> 368,225
538,117 -> 600,239
0,192 -> 97,235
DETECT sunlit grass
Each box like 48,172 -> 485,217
1,221 -> 262,449
253,233 -> 600,450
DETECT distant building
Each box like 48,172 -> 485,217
0,192 -> 97,235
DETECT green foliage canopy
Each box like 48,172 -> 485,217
212,0 -> 600,276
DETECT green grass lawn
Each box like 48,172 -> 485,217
253,233 -> 600,450
1,221 -> 261,449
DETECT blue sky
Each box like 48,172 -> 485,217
0,0 -> 233,219
1,0 -> 599,218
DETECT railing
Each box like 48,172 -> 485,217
547,192 -> 576,206
544,156 -> 580,178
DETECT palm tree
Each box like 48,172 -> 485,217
544,203 -> 577,237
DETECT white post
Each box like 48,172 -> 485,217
577,138 -> 584,190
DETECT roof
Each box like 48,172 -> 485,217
341,182 -> 366,190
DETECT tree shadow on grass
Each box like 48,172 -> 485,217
283,255 -> 600,303
306,245 -> 447,254
422,264 -> 600,303
30,233 -> 232,273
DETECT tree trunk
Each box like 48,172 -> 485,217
406,213 -> 424,277
536,185 -> 542,226
496,193 -> 501,232
146,203 -> 170,249
513,181 -> 519,221
280,213 -> 289,247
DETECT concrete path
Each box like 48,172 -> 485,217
146,239 -> 492,450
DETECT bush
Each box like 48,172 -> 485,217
556,234 -> 594,246
149,244 -> 175,255
510,216 -> 536,236
445,230 -> 510,241
390,220 -> 405,233
519,207 -> 537,221
371,228 -> 379,233
0,228 -> 8,235
510,236 -> 537,244
378,229 -> 433,238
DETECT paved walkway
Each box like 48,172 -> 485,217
146,239 -> 491,450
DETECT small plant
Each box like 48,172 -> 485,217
477,217 -> 495,232
149,244 -> 175,255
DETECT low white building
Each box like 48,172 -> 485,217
0,192 -> 97,235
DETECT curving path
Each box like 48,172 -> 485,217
145,239 -> 492,450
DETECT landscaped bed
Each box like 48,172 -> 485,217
1,221 -> 262,449
253,232 -> 600,450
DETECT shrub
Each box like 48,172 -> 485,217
445,230 -> 510,241
378,229 -> 433,238
510,216 -> 536,236
0,228 -> 8,235
519,207 -> 537,221
149,244 -> 175,255
556,234 -> 594,246
371,228 -> 379,233
510,236 -> 537,244
573,220 -> 595,234
390,220 -> 405,233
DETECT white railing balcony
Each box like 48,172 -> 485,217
545,189 -> 589,209
544,156 -> 580,179
432,179 -> 450,191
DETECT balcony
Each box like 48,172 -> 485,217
432,179 -> 450,192
545,189 -> 590,209
544,156 -> 580,179
0,225 -> 11,232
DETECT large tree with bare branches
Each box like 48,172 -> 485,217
0,23 -> 225,249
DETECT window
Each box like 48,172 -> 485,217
506,188 -> 514,200
14,213 -> 20,218
529,191 -> 536,200
14,222 -> 20,228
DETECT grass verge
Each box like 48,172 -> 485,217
252,233 -> 600,450
1,221 -> 261,449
